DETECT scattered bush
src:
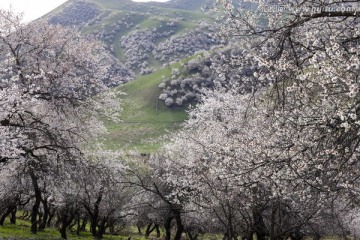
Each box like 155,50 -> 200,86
158,44 -> 268,107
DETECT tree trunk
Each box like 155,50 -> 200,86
226,207 -> 237,240
269,201 -> 277,240
87,189 -> 103,238
108,220 -> 115,235
155,224 -> 161,238
174,210 -> 184,240
59,213 -> 75,240
252,206 -> 267,240
96,218 -> 107,239
146,223 -> 159,237
145,223 -> 153,237
80,215 -> 88,231
164,217 -> 173,240
47,212 -> 54,227
30,172 -> 42,234
90,212 -> 98,237
60,220 -> 68,239
39,198 -> 49,230
0,207 -> 12,225
10,207 -> 17,224
137,224 -> 142,235
76,214 -> 81,236
241,223 -> 254,240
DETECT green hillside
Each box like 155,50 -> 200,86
47,0 -> 216,73
104,61 -> 191,153
45,0 -> 219,152
162,0 -> 215,11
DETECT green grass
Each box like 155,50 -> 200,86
91,0 -> 212,20
92,0 -> 132,10
103,60 -> 190,153
138,18 -> 163,29
57,0 -> 215,74
173,21 -> 198,36
0,218 -> 154,240
0,218 -> 223,240
81,10 -> 146,35
80,6 -> 206,70
0,215 -> 347,240
0,219 -> 120,240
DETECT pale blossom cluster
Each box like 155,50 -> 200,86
136,0 -> 360,239
0,10 -> 127,238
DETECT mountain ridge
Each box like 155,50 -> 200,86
45,0 -> 220,151
47,0 -> 219,77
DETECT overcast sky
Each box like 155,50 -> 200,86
0,0 -> 169,22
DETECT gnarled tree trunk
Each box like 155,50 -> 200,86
30,171 -> 42,234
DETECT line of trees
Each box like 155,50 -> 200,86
0,9 -> 128,239
136,0 -> 360,239
147,0 -> 360,239
1,0 -> 360,239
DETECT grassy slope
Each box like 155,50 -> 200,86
0,217 -> 150,240
0,217 -> 342,240
90,0 -> 211,22
84,0 -> 212,70
47,0 -> 214,71
44,0 -> 212,152
0,217 -> 224,240
104,61 -> 190,153
0,218 -> 108,240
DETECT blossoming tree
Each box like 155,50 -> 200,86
154,0 -> 359,239
0,9 -> 121,234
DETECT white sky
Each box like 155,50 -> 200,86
0,0 -> 169,22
